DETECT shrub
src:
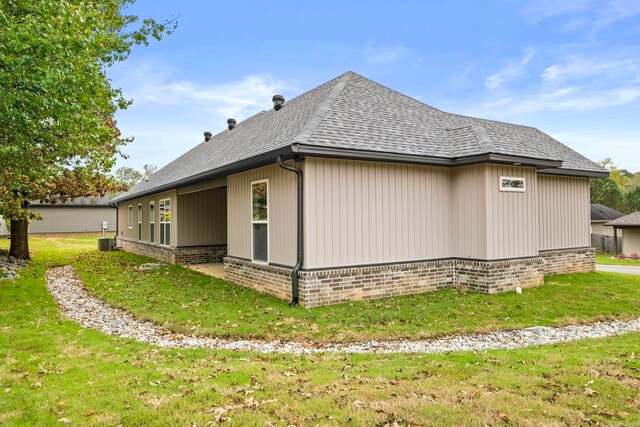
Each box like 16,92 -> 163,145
615,253 -> 627,259
630,253 -> 639,260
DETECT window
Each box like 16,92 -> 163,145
500,176 -> 526,192
159,198 -> 171,246
149,202 -> 155,243
127,205 -> 133,228
251,180 -> 268,263
137,204 -> 142,240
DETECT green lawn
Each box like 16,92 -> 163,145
596,251 -> 640,265
65,249 -> 640,344
1,236 -> 639,425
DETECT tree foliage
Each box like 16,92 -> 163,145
114,167 -> 143,189
590,177 -> 624,211
0,0 -> 175,258
113,164 -> 157,189
627,186 -> 640,212
591,158 -> 640,214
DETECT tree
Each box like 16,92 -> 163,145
626,186 -> 640,212
0,0 -> 176,259
114,167 -> 144,189
598,158 -> 629,192
590,178 -> 624,211
143,164 -> 158,180
113,164 -> 157,189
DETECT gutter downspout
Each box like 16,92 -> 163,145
276,155 -> 303,307
109,202 -> 118,247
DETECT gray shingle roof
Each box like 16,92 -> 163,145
591,204 -> 625,222
605,211 -> 640,227
117,71 -> 607,202
30,194 -> 119,207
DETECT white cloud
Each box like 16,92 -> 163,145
524,0 -> 589,22
524,0 -> 640,30
484,48 -> 536,90
364,43 -> 410,64
108,60 -> 299,170
126,72 -> 296,120
542,56 -> 638,81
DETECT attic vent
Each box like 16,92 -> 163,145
204,131 -> 212,142
227,118 -> 237,130
272,94 -> 285,111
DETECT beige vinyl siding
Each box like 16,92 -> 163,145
117,190 -> 177,244
227,164 -> 296,266
484,165 -> 538,259
538,175 -> 590,250
622,229 -> 640,255
304,158 -> 452,269
28,207 -> 116,233
0,216 -> 8,236
177,187 -> 227,246
451,165 -> 487,259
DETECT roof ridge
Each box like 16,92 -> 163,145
292,72 -> 354,146
470,124 -> 495,153
482,123 -> 559,160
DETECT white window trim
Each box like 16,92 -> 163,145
250,179 -> 269,264
149,201 -> 155,243
499,176 -> 526,193
127,205 -> 133,229
159,198 -> 172,246
137,204 -> 142,240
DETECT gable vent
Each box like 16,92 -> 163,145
272,94 -> 285,111
227,118 -> 237,130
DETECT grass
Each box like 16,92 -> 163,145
62,249 -> 640,344
596,251 -> 640,265
1,235 -> 639,425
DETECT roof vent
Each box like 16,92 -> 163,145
227,118 -> 237,130
272,94 -> 285,111
204,131 -> 212,142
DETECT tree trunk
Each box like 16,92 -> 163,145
9,218 -> 30,260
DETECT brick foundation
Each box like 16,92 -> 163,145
539,247 -> 595,275
117,238 -> 227,265
224,257 -> 292,301
455,257 -> 544,293
122,242 -> 596,307
299,260 -> 454,307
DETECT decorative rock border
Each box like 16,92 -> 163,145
46,266 -> 640,354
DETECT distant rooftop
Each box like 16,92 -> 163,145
591,204 -> 624,222
605,211 -> 640,228
29,194 -> 119,207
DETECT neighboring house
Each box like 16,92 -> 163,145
113,71 -> 608,307
591,204 -> 623,236
0,216 -> 8,237
605,212 -> 640,255
28,196 -> 117,234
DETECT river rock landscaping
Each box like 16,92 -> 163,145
0,253 -> 28,280
46,265 -> 640,354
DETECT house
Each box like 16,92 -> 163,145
28,196 -> 117,234
0,216 -> 8,237
590,204 -> 624,236
605,211 -> 640,255
112,71 -> 608,307
590,203 -> 623,253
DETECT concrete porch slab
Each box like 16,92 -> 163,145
187,263 -> 225,279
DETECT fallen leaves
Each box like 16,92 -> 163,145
583,387 -> 599,397
209,398 -> 278,423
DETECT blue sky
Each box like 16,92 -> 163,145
109,0 -> 640,173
